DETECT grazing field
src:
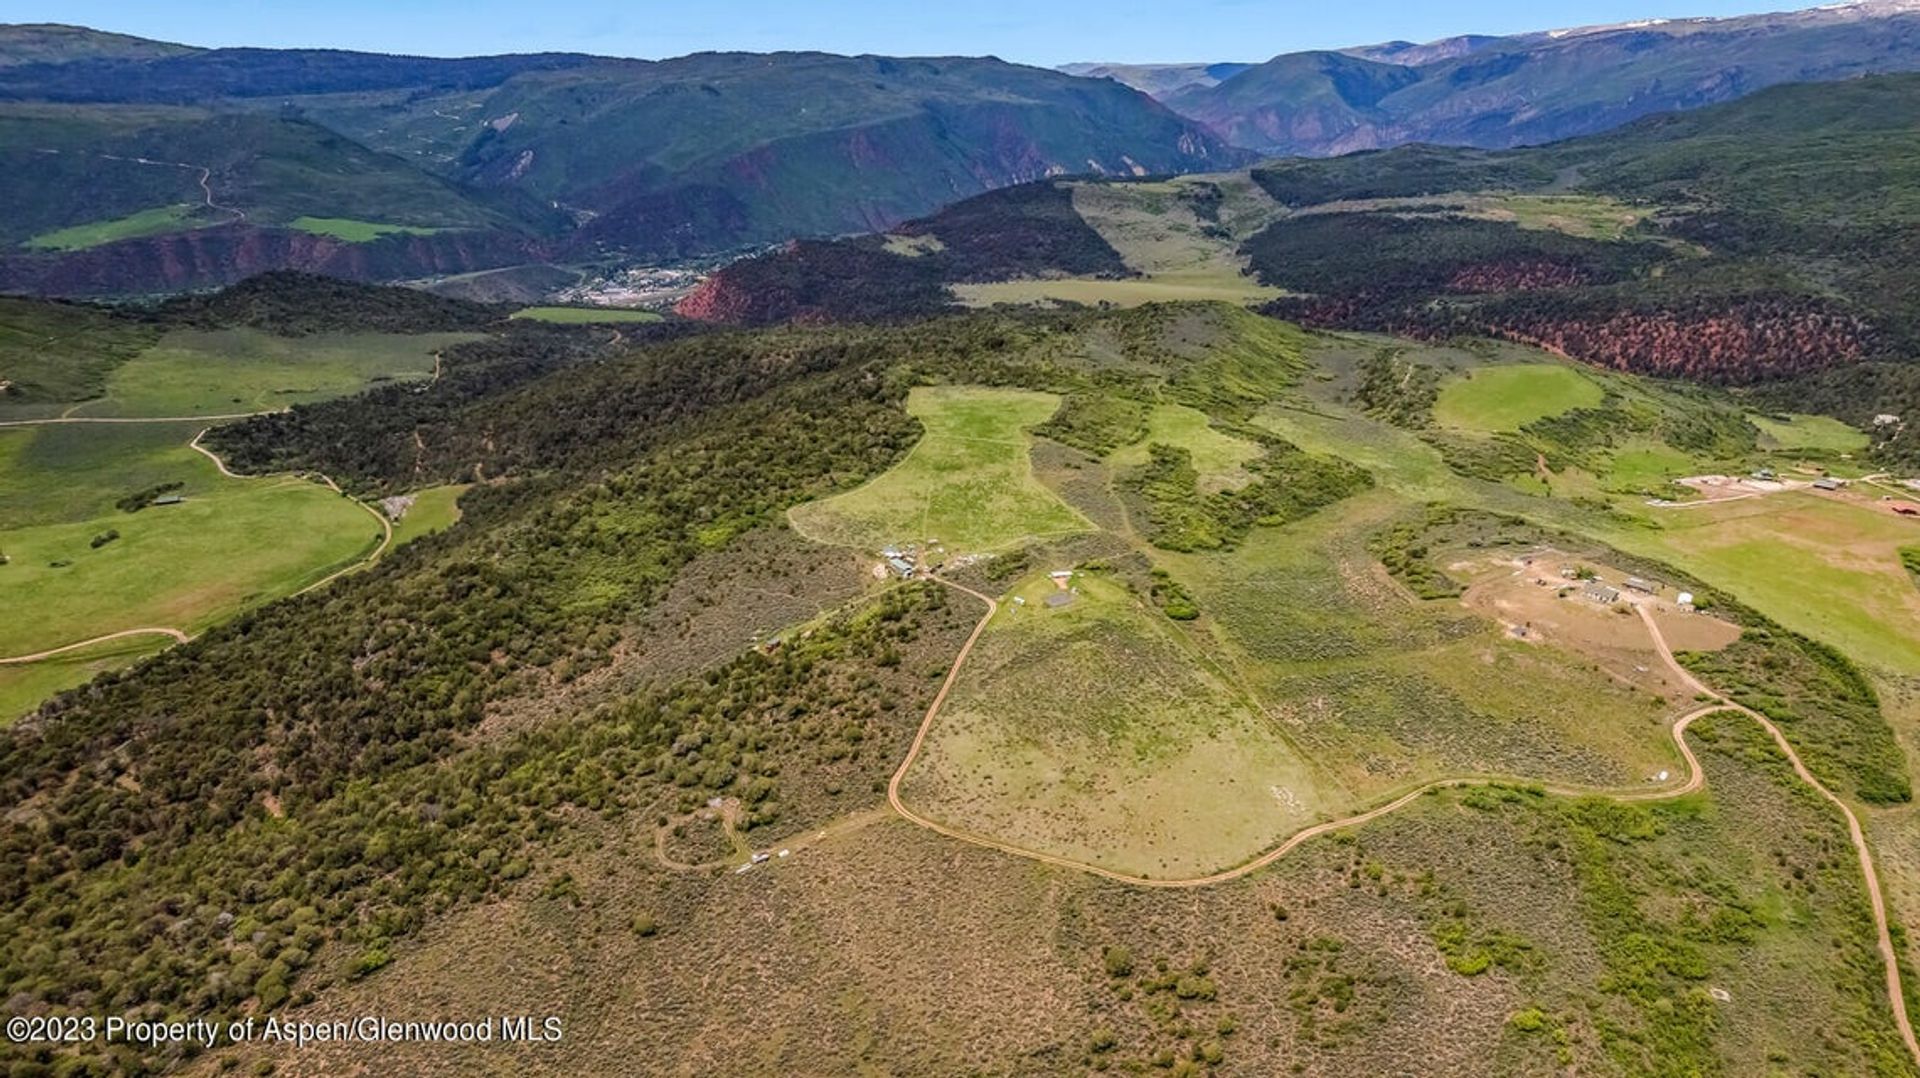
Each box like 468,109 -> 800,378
0,633 -> 167,726
0,475 -> 377,657
1601,440 -> 1700,495
1622,492 -> 1920,674
24,203 -> 204,251
509,306 -> 665,324
388,484 -> 468,546
1749,412 -> 1871,453
288,216 -> 447,241
1107,403 -> 1261,491
64,328 -> 474,417
900,570 -> 1333,877
1432,363 -> 1604,432
0,420 -> 376,661
789,385 -> 1090,554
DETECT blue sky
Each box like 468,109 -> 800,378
23,0 -> 1789,66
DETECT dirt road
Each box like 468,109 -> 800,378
883,576 -> 1919,1068
1633,606 -> 1920,1064
0,627 -> 189,665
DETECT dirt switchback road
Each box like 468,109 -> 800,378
1634,605 -> 1920,1066
883,577 -> 1919,1068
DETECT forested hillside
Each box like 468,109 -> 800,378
0,30 -> 1238,295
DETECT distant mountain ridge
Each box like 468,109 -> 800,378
0,27 -> 1239,295
1066,0 -> 1920,154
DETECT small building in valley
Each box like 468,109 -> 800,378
1623,577 -> 1659,595
153,494 -> 185,506
1583,581 -> 1621,605
1812,477 -> 1844,491
886,555 -> 916,578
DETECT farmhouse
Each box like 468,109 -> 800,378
1812,477 -> 1844,491
1582,581 -> 1621,605
1623,577 -> 1659,595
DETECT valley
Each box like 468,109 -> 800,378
7,7 -> 1920,1076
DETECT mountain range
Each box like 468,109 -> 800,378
4,2 -> 1920,296
1075,0 -> 1920,154
0,28 -> 1236,294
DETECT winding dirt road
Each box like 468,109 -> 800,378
0,627 -> 189,665
884,576 -> 1919,1066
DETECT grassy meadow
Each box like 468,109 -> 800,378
289,216 -> 447,242
1107,404 -> 1262,492
0,419 -> 375,681
1749,412 -> 1872,453
789,385 -> 1090,554
24,203 -> 206,251
388,483 -> 468,547
1620,493 -> 1920,674
60,328 -> 473,417
1432,363 -> 1605,432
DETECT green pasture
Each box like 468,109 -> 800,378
389,484 -> 467,546
64,328 -> 474,417
1108,403 -> 1261,491
1433,363 -> 1604,432
24,203 -> 205,251
789,385 -> 1090,554
289,216 -> 447,242
1151,493 -> 1684,801
1619,493 -> 1920,675
1749,413 -> 1870,454
0,421 -> 376,663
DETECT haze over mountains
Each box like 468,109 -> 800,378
2,1 -> 1920,295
